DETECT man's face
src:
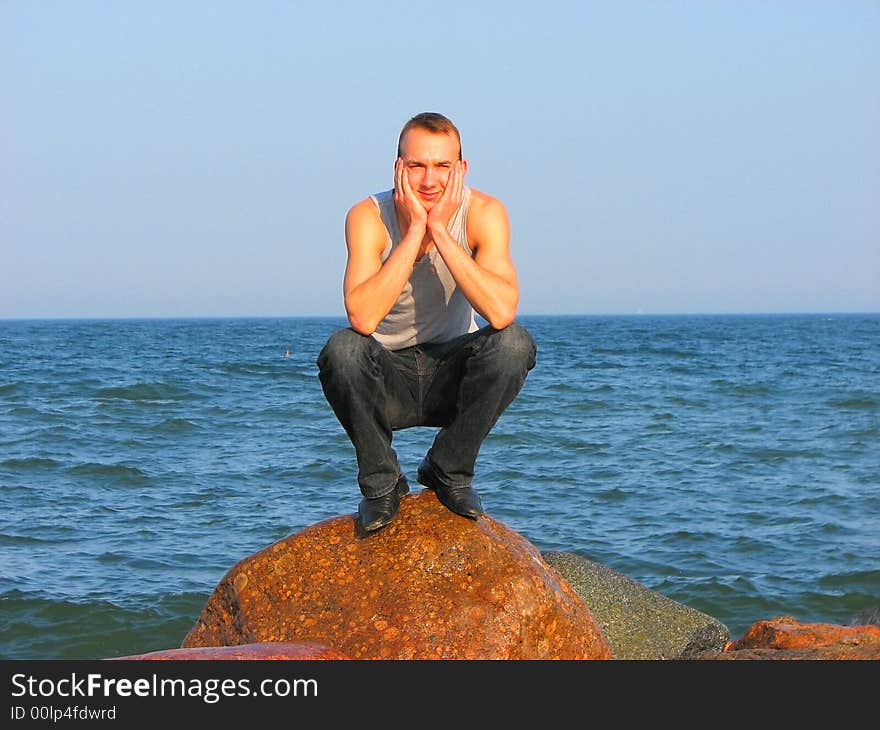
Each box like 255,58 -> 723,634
398,128 -> 464,210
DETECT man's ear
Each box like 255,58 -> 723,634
460,159 -> 469,175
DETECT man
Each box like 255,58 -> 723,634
317,112 -> 536,533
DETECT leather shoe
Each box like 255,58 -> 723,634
417,457 -> 482,519
358,476 -> 409,532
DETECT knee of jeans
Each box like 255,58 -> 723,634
488,323 -> 537,372
317,328 -> 375,375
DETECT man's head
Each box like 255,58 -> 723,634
396,112 -> 462,160
396,112 -> 467,210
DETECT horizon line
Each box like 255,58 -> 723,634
2,310 -> 879,323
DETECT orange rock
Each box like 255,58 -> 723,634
112,642 -> 351,660
728,615 -> 880,650
715,615 -> 880,659
182,489 -> 611,660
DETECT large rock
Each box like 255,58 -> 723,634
183,489 -> 611,659
112,642 -> 350,660
542,551 -> 729,659
701,615 -> 880,660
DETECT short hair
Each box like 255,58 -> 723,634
397,112 -> 462,160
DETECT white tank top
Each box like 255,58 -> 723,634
369,187 -> 478,350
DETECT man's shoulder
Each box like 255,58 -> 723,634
466,189 -> 508,246
348,194 -> 380,216
348,189 -> 397,219
345,195 -> 390,253
465,189 -> 510,251
467,188 -> 507,220
346,195 -> 385,228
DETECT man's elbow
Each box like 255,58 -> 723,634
487,304 -> 517,331
346,311 -> 377,336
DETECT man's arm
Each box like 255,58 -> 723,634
342,201 -> 410,335
428,175 -> 519,330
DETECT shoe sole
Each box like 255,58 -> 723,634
360,476 -> 409,532
417,461 -> 482,519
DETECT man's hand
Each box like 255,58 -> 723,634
393,157 -> 428,239
427,161 -> 465,235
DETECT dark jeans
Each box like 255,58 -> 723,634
316,323 -> 537,499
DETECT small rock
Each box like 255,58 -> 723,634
542,551 -> 729,659
704,615 -> 880,659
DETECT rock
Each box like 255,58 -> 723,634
542,551 -> 729,659
849,606 -> 880,627
699,615 -> 880,660
183,489 -> 611,660
112,642 -> 351,660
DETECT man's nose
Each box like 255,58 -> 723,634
421,167 -> 438,189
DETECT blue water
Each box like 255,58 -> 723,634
1,314 -> 878,659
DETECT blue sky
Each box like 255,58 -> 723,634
3,0 -> 878,318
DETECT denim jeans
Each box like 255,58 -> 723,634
316,323 -> 537,499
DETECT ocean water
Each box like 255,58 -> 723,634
1,314 -> 877,659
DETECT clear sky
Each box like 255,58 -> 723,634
3,0 -> 878,318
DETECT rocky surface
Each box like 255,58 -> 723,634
113,642 -> 351,660
543,551 -> 730,659
182,488 -> 611,660
696,615 -> 880,660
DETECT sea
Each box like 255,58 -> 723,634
1,314 -> 877,660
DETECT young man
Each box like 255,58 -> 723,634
317,112 -> 536,532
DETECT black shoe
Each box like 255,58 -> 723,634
358,476 -> 409,532
417,457 -> 483,519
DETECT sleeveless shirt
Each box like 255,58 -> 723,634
369,187 -> 478,351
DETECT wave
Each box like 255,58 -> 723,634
0,532 -> 57,546
743,446 -> 824,461
544,382 -> 582,393
214,361 -> 311,378
94,382 -> 199,402
1,457 -> 61,469
7,405 -> 42,417
577,361 -> 626,370
150,417 -> 199,433
0,589 -> 208,660
795,493 -> 847,507
828,396 -> 879,411
66,462 -> 149,483
96,552 -> 171,570
594,487 -> 631,501
635,345 -> 697,359
817,569 -> 880,589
